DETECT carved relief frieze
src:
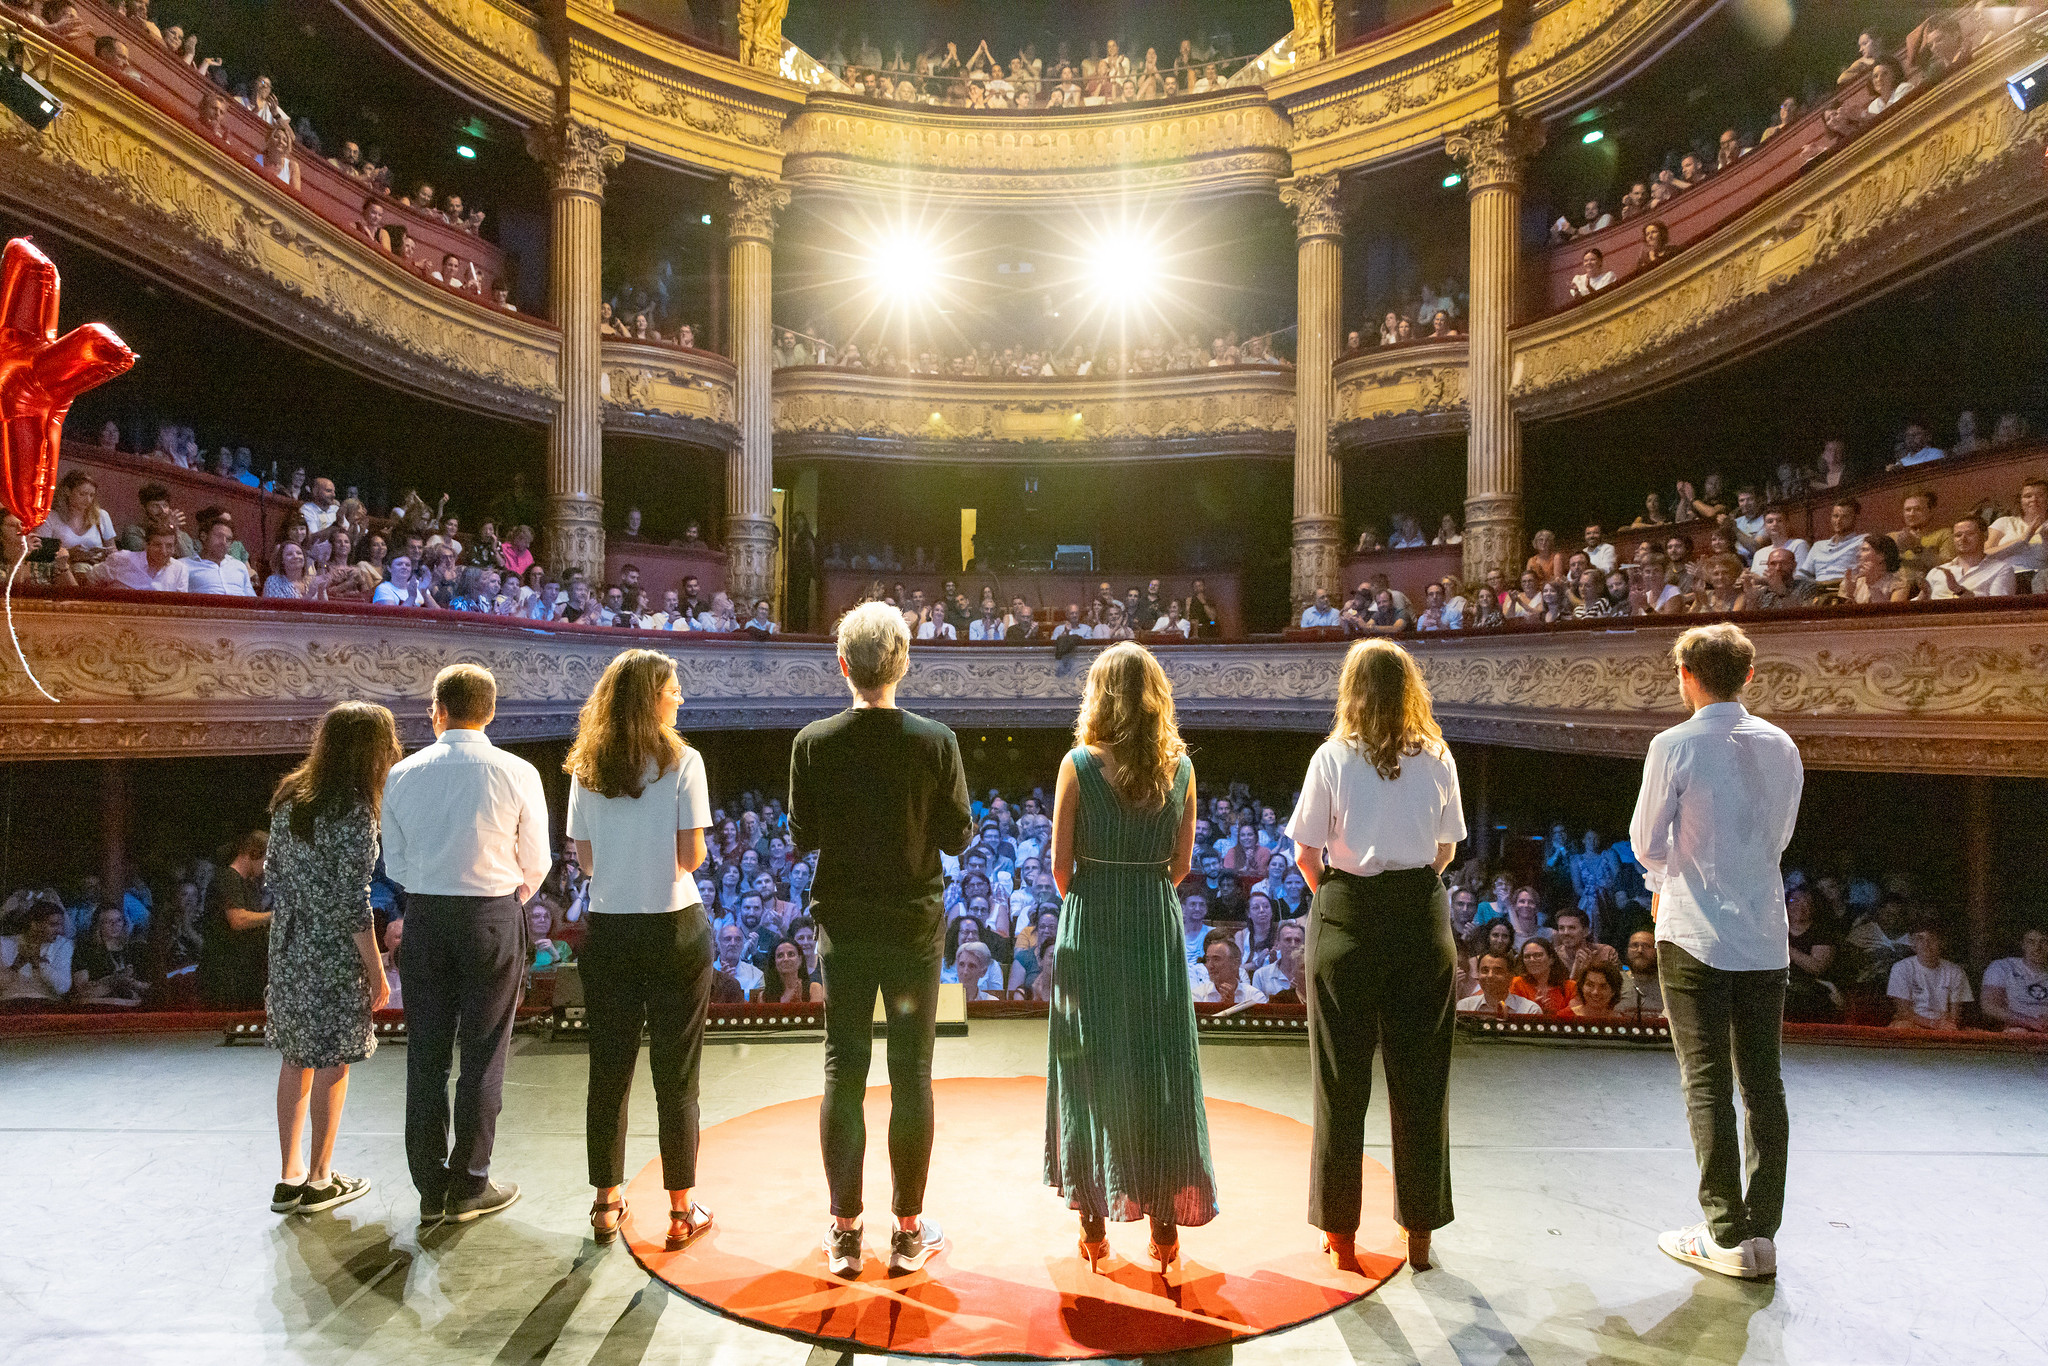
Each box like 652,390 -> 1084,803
339,0 -> 557,119
1333,345 -> 1468,448
600,343 -> 739,447
7,598 -> 2046,776
566,46 -> 786,157
0,45 -> 558,419
1512,23 -> 2048,417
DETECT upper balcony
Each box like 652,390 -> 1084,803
772,363 -> 1296,462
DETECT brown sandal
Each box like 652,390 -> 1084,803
666,1202 -> 714,1252
591,1195 -> 626,1245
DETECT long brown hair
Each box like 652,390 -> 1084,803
1074,641 -> 1186,810
270,702 -> 404,841
1329,638 -> 1445,781
565,649 -> 685,799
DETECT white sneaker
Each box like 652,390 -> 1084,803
1742,1235 -> 1778,1278
1658,1223 -> 1765,1280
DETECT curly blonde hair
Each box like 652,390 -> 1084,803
1074,641 -> 1187,810
1329,639 -> 1444,781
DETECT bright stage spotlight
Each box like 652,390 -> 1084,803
864,234 -> 942,298
1085,232 -> 1160,297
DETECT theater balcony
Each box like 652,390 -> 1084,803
772,365 -> 1297,463
6,591 -> 2043,779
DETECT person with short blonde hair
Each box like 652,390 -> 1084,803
1288,638 -> 1465,1274
1632,620 -> 1802,1281
790,599 -> 972,1276
1047,642 -> 1215,1274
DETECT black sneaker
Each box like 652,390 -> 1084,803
888,1219 -> 945,1275
444,1180 -> 520,1224
824,1223 -> 863,1277
270,1182 -> 306,1214
296,1174 -> 370,1214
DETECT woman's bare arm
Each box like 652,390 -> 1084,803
1050,754 -> 1079,897
1169,763 -> 1198,884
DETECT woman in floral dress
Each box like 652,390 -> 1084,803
264,702 -> 402,1217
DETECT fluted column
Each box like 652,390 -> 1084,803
726,175 -> 789,609
527,119 -> 622,583
1280,172 -> 1344,616
1448,113 -> 1543,584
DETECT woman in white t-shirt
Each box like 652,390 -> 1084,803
1982,927 -> 2048,1034
1286,638 -> 1465,1275
36,470 -> 118,562
565,649 -> 715,1251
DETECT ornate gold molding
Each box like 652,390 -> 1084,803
600,339 -> 739,447
734,0 -> 790,73
525,118 -> 624,198
727,175 -> 790,243
1279,171 -> 1343,240
1511,20 -> 2048,418
1333,342 -> 1469,448
338,0 -> 557,121
0,39 -> 559,421
781,92 -> 1292,206
771,368 -> 1297,463
1288,0 -> 1334,65
1446,112 -> 1545,192
6,597 -> 2047,773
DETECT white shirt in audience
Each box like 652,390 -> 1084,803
0,934 -> 73,1002
1887,956 -> 1971,1018
181,555 -> 256,596
300,501 -> 338,535
1986,515 -> 2047,577
1983,956 -> 2048,1024
1457,992 -> 1539,1015
917,620 -> 957,640
91,549 -> 189,592
1927,557 -> 2015,599
1802,534 -> 1863,583
37,508 -> 117,552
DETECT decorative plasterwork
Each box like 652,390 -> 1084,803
727,175 -> 790,243
781,93 -> 1292,205
599,340 -> 739,447
1445,112 -> 1545,192
335,0 -> 557,122
1288,0 -> 1335,65
6,597 -> 2047,773
1279,171 -> 1343,240
771,369 -> 1297,463
735,0 -> 791,73
525,118 -> 624,198
1504,0 -> 1720,111
0,41 -> 558,421
1511,22 -> 2048,419
564,42 -> 789,177
1333,343 -> 1469,448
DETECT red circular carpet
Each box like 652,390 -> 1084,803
621,1075 -> 1405,1359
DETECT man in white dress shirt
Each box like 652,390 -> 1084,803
1630,622 -> 1802,1282
1926,515 -> 2016,599
89,521 -> 189,592
180,511 -> 255,596
1801,497 -> 1865,585
381,664 -> 551,1227
300,477 -> 339,536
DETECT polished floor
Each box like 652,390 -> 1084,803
3,1020 -> 2044,1366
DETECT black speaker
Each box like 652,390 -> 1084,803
0,60 -> 61,133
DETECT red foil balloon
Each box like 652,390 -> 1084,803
0,238 -> 138,529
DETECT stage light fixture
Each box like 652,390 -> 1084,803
1441,172 -> 1462,189
2010,57 -> 2048,110
455,144 -> 477,159
700,214 -> 712,224
1086,232 -> 1159,296
0,54 -> 61,133
1581,128 -> 1604,144
866,233 -> 942,298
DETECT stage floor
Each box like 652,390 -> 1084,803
3,1020 -> 2044,1365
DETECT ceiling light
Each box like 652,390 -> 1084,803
867,234 -> 942,298
455,144 -> 477,159
1442,172 -> 1462,189
1581,129 -> 1605,144
1085,232 -> 1158,296
700,214 -> 712,224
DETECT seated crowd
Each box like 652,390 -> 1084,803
1347,278 -> 1470,353
818,29 -> 1255,107
24,0 -> 506,303
12,782 -> 2039,1039
846,576 -> 1224,641
1551,13 -> 1979,303
1317,415 -> 2044,633
5,444 -> 780,630
774,325 -> 1293,376
598,300 -> 704,351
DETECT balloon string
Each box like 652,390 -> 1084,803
4,554 -> 60,705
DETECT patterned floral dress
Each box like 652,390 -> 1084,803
1045,749 -> 1218,1226
264,801 -> 380,1069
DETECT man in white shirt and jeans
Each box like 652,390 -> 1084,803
1630,622 -> 1802,1282
381,664 -> 551,1227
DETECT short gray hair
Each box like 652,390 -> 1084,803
837,600 -> 910,692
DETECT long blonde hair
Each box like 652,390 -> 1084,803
565,649 -> 686,799
1074,641 -> 1186,809
1329,638 -> 1444,781
270,702 -> 403,841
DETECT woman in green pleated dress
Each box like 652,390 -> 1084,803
1045,641 -> 1217,1273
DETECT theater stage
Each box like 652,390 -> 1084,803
3,1020 -> 2044,1366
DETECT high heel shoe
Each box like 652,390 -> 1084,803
1148,1238 -> 1179,1273
1078,1237 -> 1111,1272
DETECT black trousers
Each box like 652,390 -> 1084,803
1307,866 -> 1456,1235
399,893 -> 527,1203
1658,941 -> 1789,1245
582,908 -> 715,1190
818,927 -> 941,1221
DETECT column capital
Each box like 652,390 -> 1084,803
1279,172 -> 1343,242
1446,113 -> 1546,194
728,176 -> 791,246
544,494 -> 606,584
725,515 -> 779,607
525,119 -> 624,200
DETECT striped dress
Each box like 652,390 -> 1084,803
1045,748 -> 1218,1226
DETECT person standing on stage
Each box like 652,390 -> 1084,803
1630,622 -> 1801,1281
789,603 -> 973,1277
381,664 -> 551,1227
564,650 -> 715,1249
1046,642 -> 1217,1274
1287,639 -> 1465,1273
263,702 -> 402,1217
